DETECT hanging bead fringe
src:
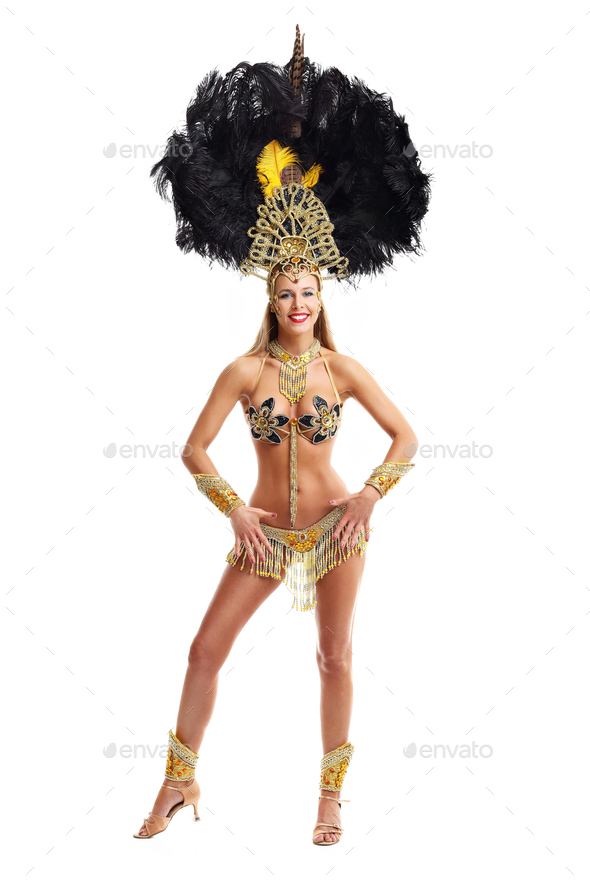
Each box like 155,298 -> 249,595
226,518 -> 370,612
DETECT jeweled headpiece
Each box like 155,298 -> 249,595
150,25 -> 432,286
239,181 -> 349,292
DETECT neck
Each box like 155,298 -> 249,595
275,330 -> 316,355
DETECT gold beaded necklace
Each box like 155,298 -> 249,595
268,337 -> 321,404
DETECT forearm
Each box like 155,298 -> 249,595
181,444 -> 219,477
381,431 -> 418,465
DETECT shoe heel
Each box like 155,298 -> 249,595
193,805 -> 201,821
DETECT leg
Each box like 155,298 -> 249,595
137,561 -> 282,835
313,551 -> 366,843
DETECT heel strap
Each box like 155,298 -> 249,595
162,781 -> 197,793
319,794 -> 350,802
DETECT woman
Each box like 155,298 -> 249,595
133,263 -> 418,844
136,26 -> 430,845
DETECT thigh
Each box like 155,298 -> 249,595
314,552 -> 367,656
193,562 -> 284,663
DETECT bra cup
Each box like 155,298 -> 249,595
248,394 -> 342,444
248,397 -> 289,444
298,396 -> 341,444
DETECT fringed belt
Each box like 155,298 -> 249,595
226,504 -> 368,612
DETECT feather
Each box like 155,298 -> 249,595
150,50 -> 432,281
256,139 -> 300,196
289,24 -> 305,97
302,163 -> 323,189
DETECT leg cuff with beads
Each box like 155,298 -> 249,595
165,729 -> 199,782
319,741 -> 354,791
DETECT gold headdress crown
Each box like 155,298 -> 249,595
239,181 -> 350,292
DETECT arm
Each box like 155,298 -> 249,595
181,357 -> 277,565
329,356 -> 418,548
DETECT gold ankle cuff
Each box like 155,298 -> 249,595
319,741 -> 354,791
165,729 -> 198,782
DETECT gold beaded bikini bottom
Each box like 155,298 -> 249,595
226,504 -> 368,612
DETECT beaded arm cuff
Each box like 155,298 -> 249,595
364,461 -> 415,498
165,729 -> 199,782
319,741 -> 354,791
192,474 -> 245,517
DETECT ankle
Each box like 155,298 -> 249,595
163,777 -> 193,789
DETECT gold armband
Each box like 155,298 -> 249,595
192,474 -> 245,517
364,461 -> 415,498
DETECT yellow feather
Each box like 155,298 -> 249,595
302,163 -> 324,189
256,140 -> 301,196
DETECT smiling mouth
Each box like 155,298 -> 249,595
288,313 -> 311,322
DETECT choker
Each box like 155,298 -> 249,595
268,337 -> 321,405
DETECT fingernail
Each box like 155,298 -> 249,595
329,500 -> 334,504
272,513 -> 277,517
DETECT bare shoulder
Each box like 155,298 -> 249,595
216,352 -> 266,394
321,349 -> 364,384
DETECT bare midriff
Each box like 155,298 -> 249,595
248,435 -> 349,529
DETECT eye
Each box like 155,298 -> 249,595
279,292 -> 293,299
303,291 -> 315,297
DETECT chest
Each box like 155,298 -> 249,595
243,358 -> 343,445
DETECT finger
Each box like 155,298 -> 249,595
244,537 -> 256,564
339,522 -> 354,549
250,535 -> 266,562
332,518 -> 346,541
328,496 -> 348,506
364,521 -> 371,541
350,525 -> 361,548
235,534 -> 241,558
258,529 -> 273,556
256,509 -> 277,521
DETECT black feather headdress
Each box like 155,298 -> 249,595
150,27 -> 432,283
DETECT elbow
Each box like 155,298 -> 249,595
398,431 -> 418,459
181,442 -> 206,474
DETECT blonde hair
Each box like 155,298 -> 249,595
241,280 -> 338,357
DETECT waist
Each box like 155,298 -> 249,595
259,505 -> 346,545
248,469 -> 348,529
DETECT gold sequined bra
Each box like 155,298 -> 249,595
245,348 -> 342,526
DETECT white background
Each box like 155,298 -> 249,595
2,0 -> 590,882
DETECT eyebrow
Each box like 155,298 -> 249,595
277,287 -> 317,294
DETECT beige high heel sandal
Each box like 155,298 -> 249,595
312,793 -> 350,846
133,728 -> 200,839
313,740 -> 355,846
133,780 -> 201,839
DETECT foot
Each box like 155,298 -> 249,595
313,791 -> 342,844
137,778 -> 194,836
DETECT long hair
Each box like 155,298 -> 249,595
240,281 -> 338,356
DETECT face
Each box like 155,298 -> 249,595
272,273 -> 322,333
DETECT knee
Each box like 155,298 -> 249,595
316,649 -> 352,677
188,637 -> 221,673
